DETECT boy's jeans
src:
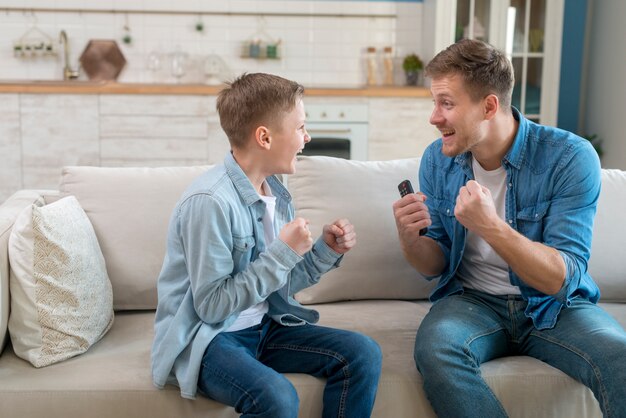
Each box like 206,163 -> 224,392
414,288 -> 626,418
198,315 -> 382,418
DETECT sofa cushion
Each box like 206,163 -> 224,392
8,196 -> 114,367
588,169 -> 626,301
288,156 -> 435,304
1,301 -> 611,417
59,166 -> 210,310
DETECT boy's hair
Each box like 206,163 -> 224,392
425,39 -> 514,109
216,73 -> 305,149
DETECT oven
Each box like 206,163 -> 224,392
303,104 -> 369,160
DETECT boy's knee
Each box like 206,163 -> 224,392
254,378 -> 299,418
364,336 -> 383,368
348,334 -> 383,369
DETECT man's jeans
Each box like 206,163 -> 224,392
198,315 -> 382,418
414,289 -> 626,418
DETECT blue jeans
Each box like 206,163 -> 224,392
414,289 -> 626,418
198,315 -> 382,418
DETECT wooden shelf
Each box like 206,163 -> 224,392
0,81 -> 431,98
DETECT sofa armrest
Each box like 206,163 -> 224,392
0,190 -> 57,355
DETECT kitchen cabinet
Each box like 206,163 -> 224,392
426,0 -> 563,125
98,95 -> 215,167
368,98 -> 435,161
0,93 -> 227,203
0,95 -> 21,201
0,90 -> 435,203
20,94 -> 99,189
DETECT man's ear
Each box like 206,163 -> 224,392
484,94 -> 499,120
255,126 -> 272,150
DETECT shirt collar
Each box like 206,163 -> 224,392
503,107 -> 527,170
224,152 -> 291,206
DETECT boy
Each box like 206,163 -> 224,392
152,73 -> 382,418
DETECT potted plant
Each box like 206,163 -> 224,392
402,53 -> 423,86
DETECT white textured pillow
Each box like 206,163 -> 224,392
290,156 -> 435,304
8,196 -> 114,367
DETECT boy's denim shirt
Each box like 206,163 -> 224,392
419,107 -> 602,330
151,152 -> 343,399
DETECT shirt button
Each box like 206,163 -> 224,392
508,219 -> 513,224
508,182 -> 513,187
446,209 -> 450,214
257,217 -> 262,222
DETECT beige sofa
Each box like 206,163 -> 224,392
1,155 -> 625,418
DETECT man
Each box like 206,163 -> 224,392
393,39 -> 626,417
152,73 -> 382,418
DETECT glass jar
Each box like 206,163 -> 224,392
383,46 -> 394,85
366,47 -> 377,86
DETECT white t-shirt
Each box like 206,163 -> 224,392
225,182 -> 274,332
456,157 -> 521,295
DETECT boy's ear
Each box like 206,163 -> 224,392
255,126 -> 272,149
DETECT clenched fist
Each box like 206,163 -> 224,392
279,217 -> 313,256
454,180 -> 499,235
323,218 -> 356,254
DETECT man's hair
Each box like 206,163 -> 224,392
425,39 -> 514,109
216,73 -> 305,149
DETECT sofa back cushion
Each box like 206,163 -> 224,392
54,161 -> 626,312
589,169 -> 626,301
289,156 -> 435,304
59,166 -> 210,310
289,157 -> 626,304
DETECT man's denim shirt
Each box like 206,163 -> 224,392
151,152 -> 343,399
419,107 -> 601,330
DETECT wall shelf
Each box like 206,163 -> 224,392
1,7 -> 396,19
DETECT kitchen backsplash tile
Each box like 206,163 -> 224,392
0,0 -> 422,87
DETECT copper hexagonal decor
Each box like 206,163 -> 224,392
79,40 -> 127,81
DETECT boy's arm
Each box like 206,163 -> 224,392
288,237 -> 343,295
180,194 -> 302,324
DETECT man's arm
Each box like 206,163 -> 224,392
455,184 -> 566,294
393,193 -> 445,277
456,139 -> 601,296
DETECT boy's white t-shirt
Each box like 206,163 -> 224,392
456,157 -> 521,295
225,182 -> 274,332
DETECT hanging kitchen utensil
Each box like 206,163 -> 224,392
241,16 -> 281,60
14,21 -> 57,58
122,14 -> 133,45
79,40 -> 127,81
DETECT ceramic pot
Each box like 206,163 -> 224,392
405,71 -> 420,86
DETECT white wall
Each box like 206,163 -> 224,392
584,0 -> 626,169
0,0 -> 423,87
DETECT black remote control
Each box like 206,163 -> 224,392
397,180 -> 427,236
398,179 -> 414,197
